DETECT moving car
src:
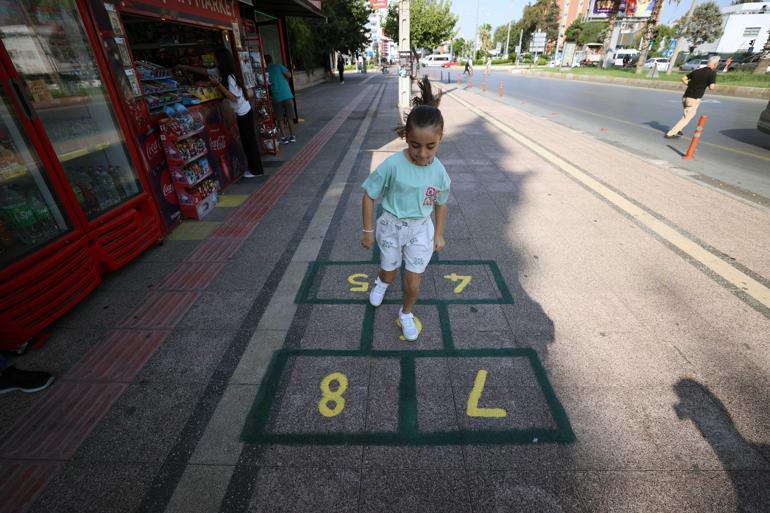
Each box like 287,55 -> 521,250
759,100 -> 770,135
420,54 -> 452,67
643,57 -> 670,71
680,58 -> 709,71
612,49 -> 639,66
729,54 -> 770,73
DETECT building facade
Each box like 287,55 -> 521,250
696,2 -> 770,55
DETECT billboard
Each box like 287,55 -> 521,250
591,0 -> 656,18
369,0 -> 388,8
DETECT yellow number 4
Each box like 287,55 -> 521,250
347,273 -> 369,292
318,372 -> 348,417
443,273 -> 472,294
466,370 -> 507,418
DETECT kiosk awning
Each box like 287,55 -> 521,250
249,0 -> 325,18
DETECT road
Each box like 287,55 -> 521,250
429,68 -> 770,203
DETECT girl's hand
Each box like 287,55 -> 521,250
210,76 -> 221,87
434,234 -> 445,252
361,231 -> 375,249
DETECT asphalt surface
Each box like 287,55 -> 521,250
429,68 -> 770,203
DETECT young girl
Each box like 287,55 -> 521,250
360,77 -> 451,341
178,49 -> 263,178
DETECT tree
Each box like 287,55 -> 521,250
478,23 -> 492,50
451,37 -> 467,58
681,1 -> 723,52
384,0 -> 459,53
601,0 -> 622,65
493,24 -> 511,50
565,18 -> 608,46
634,0 -> 665,73
543,0 -> 560,48
317,0 -> 372,54
755,28 -> 770,75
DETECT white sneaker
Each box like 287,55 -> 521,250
398,309 -> 419,341
243,171 -> 257,178
369,277 -> 389,307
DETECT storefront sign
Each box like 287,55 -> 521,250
369,0 -> 388,9
119,0 -> 237,27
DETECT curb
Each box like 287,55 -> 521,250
512,70 -> 770,100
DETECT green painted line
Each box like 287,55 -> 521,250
360,305 -> 375,353
437,303 -> 455,351
399,357 -> 418,436
487,261 -> 514,304
299,298 -> 512,306
240,348 -> 576,446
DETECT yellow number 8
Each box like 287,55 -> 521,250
318,372 -> 349,417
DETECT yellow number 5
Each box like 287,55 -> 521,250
318,372 -> 348,417
347,273 -> 369,292
466,370 -> 507,418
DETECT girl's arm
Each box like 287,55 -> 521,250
210,75 -> 237,101
361,193 -> 376,249
176,64 -> 211,76
433,203 -> 447,251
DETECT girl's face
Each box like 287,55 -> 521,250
405,125 -> 442,166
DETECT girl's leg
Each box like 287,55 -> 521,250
236,111 -> 263,174
379,268 -> 398,284
402,271 -> 422,314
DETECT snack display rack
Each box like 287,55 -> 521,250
243,29 -> 278,155
159,109 -> 218,219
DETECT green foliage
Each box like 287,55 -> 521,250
564,18 -> 607,45
287,17 -> 325,73
317,0 -> 372,54
384,0 -> 459,52
681,1 -> 723,52
543,0 -> 560,46
493,23 -> 513,51
451,37 -> 466,57
478,23 -> 492,50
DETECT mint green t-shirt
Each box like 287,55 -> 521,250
362,151 -> 451,220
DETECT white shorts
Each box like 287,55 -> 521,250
376,210 -> 434,274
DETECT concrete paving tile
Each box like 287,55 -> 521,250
248,467 -> 360,513
373,304 -> 442,351
415,359 -> 460,433
137,240 -> 200,263
271,386 -> 367,434
363,445 -> 465,469
138,329 -> 234,383
436,238 -> 481,260
283,355 -> 371,386
359,468 -> 471,513
51,290 -> 148,329
431,264 -> 501,301
248,444 -> 363,468
28,460 -> 162,513
179,291 -> 256,329
366,383 -> 400,432
205,257 -> 273,292
74,381 -> 205,463
190,384 -> 257,465
448,304 -> 510,331
98,260 -> 179,292
315,263 -> 381,301
10,328 -> 109,378
466,469 -> 760,513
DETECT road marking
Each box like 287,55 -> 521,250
483,85 -> 770,162
448,90 -> 770,312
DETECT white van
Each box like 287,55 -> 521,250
613,49 -> 639,66
420,54 -> 452,67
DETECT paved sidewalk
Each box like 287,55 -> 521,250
1,72 -> 769,513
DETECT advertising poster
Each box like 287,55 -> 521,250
139,128 -> 181,227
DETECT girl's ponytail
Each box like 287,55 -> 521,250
396,76 -> 444,139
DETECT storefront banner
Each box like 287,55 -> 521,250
625,0 -> 656,18
591,0 -> 655,18
369,0 -> 388,9
592,0 -> 618,16
139,128 -> 181,227
119,0 -> 238,27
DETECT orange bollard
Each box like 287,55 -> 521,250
499,80 -> 503,97
682,115 -> 708,160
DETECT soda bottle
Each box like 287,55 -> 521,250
0,217 -> 17,249
106,165 -> 127,199
0,186 -> 36,243
27,191 -> 57,239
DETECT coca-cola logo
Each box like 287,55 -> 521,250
145,137 -> 161,160
160,169 -> 178,205
210,135 -> 226,153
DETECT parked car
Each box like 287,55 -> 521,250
420,54 -> 452,67
758,101 -> 770,135
680,58 -> 709,71
612,49 -> 639,67
643,57 -> 670,71
728,54 -> 770,73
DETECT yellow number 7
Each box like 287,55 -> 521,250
466,370 -> 507,418
443,272 -> 472,294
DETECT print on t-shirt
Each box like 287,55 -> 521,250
423,186 -> 439,206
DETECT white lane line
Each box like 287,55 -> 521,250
448,90 -> 770,311
162,82 -> 385,513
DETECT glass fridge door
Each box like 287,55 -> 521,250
0,0 -> 142,220
0,85 -> 71,268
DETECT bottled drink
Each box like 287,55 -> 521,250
74,169 -> 100,216
27,192 -> 57,239
0,186 -> 37,243
105,166 -> 127,199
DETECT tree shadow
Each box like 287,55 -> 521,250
719,129 -> 770,152
673,379 -> 770,513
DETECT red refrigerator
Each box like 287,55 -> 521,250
0,0 -> 162,350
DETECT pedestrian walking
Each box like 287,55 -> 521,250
360,77 -> 451,342
485,56 -> 491,74
463,58 -> 472,76
337,53 -> 345,84
665,55 -> 719,139
265,54 -> 296,145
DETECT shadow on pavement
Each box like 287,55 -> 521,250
719,129 -> 770,152
673,379 -> 770,513
644,121 -> 670,134
667,144 -> 686,157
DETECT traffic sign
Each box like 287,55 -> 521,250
664,49 -> 673,58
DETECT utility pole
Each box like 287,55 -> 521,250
504,0 -> 513,58
667,0 -> 698,74
516,29 -> 523,64
474,0 -> 480,57
398,0 -> 411,112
